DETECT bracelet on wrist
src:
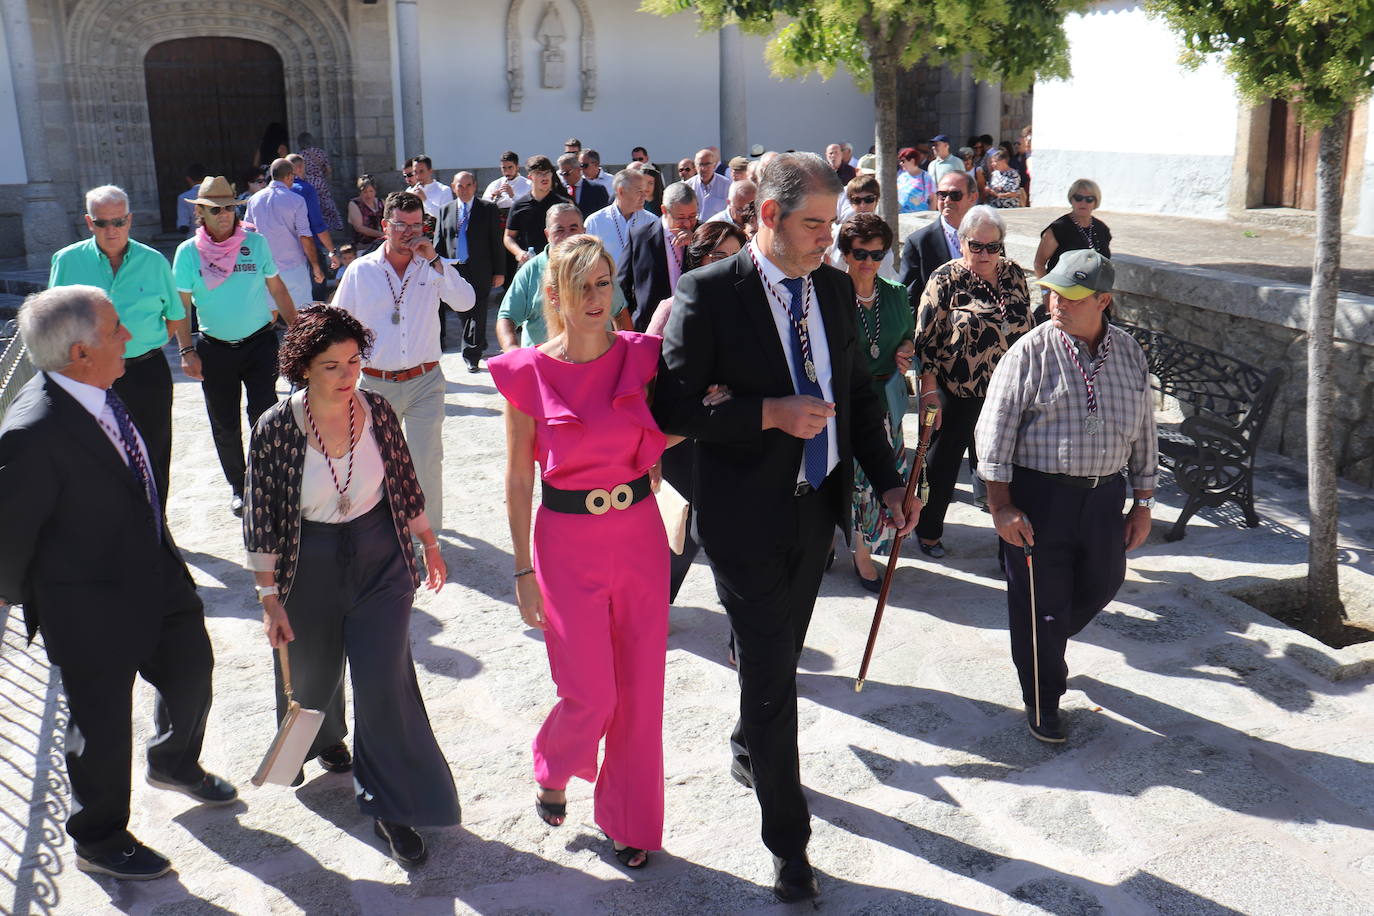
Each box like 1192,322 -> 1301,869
920,391 -> 939,400
422,542 -> 441,552
514,566 -> 535,578
179,346 -> 196,356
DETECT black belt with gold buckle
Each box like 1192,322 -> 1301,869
542,474 -> 652,515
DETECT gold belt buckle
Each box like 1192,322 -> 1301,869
610,483 -> 634,510
584,488 -> 612,515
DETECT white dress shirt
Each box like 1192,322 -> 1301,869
583,170 -> 614,194
483,174 -> 531,210
748,239 -> 839,483
688,172 -> 730,221
48,371 -> 151,471
705,207 -> 737,227
411,179 -> 454,219
585,204 -> 649,269
333,245 -> 475,370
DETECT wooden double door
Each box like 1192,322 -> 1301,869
144,38 -> 288,233
1264,100 -> 1350,210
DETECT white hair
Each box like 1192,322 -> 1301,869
958,204 -> 1006,242
612,169 -> 639,193
662,181 -> 697,210
728,179 -> 756,205
18,285 -> 106,371
84,185 -> 129,216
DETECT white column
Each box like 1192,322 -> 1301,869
974,79 -> 1002,142
718,24 -> 747,160
1,0 -> 72,268
395,0 -> 425,157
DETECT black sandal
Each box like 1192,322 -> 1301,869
535,787 -> 566,827
613,842 -> 649,869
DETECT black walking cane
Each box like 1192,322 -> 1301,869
1025,543 -> 1042,728
854,403 -> 939,692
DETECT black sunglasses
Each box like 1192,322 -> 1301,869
848,248 -> 888,261
964,240 -> 1003,254
200,205 -> 235,215
402,171 -> 414,179
849,195 -> 878,205
935,190 -> 965,201
91,215 -> 130,228
1072,194 -> 1097,203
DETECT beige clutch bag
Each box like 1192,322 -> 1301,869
656,478 -> 689,555
252,644 -> 325,787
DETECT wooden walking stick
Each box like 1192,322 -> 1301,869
1025,544 -> 1041,727
855,402 -> 940,692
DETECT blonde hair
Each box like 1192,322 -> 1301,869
542,234 -> 616,338
1068,178 -> 1102,208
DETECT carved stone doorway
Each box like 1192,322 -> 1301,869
144,38 -> 287,232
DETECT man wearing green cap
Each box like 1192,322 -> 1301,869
974,249 -> 1156,743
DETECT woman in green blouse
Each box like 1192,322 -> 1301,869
838,214 -> 916,590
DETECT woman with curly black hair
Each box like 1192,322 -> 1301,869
243,304 -> 458,868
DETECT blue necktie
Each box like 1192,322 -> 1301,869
106,389 -> 161,539
781,276 -> 829,489
456,202 -> 470,264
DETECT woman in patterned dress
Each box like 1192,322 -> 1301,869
985,149 -> 1024,208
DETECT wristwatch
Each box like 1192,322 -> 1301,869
1134,497 -> 1156,510
255,584 -> 279,603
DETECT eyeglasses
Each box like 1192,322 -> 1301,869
935,190 -> 965,201
201,205 -> 235,216
402,171 -> 414,180
91,215 -> 130,228
964,240 -> 1003,254
848,248 -> 888,261
849,195 -> 878,205
1072,194 -> 1097,204
387,218 -> 423,233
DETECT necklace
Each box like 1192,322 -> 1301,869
1055,328 -> 1113,435
965,262 -> 1013,337
748,246 -> 819,383
383,260 -> 416,325
854,290 -> 882,360
1075,217 -> 1097,250
304,391 -> 357,515
557,331 -> 615,364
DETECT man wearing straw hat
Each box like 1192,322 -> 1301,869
974,249 -> 1156,743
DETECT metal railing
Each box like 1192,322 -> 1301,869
0,324 -> 36,420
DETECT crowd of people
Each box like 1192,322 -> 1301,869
0,129 -> 1147,902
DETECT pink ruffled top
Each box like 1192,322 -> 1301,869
488,331 -> 667,489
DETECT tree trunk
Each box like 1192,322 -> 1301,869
869,41 -> 900,233
1303,107 -> 1349,643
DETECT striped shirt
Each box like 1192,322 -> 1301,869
975,322 -> 1158,489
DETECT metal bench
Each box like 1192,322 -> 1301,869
1119,322 -> 1283,541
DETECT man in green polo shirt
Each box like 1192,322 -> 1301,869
48,185 -> 197,507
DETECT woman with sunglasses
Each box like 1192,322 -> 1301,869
912,205 -> 1034,560
836,213 -> 915,590
829,176 -> 898,280
1034,178 -> 1112,278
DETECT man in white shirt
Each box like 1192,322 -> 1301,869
404,155 -> 453,221
584,170 -> 651,269
687,148 -> 730,221
706,179 -> 756,227
578,149 -> 614,194
482,151 -> 532,211
333,191 -> 474,531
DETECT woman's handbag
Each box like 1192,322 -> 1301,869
252,644 -> 325,787
656,478 -> 689,555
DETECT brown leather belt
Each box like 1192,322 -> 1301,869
362,361 -> 439,383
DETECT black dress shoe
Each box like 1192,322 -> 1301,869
772,855 -> 820,902
76,841 -> 171,880
230,494 -> 245,517
852,557 -> 881,593
317,743 -> 352,773
146,770 -> 238,806
374,818 -> 427,867
729,758 -> 754,790
465,361 -> 481,373
918,540 -> 946,559
1026,704 -> 1067,743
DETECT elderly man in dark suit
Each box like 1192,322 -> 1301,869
900,169 -> 977,303
653,153 -> 920,902
437,171 -> 505,372
617,180 -> 697,331
0,286 -> 236,881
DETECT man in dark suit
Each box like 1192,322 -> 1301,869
0,286 -> 236,880
653,154 -> 920,902
900,170 -> 976,304
556,152 -> 611,219
437,171 -> 505,372
617,181 -> 697,331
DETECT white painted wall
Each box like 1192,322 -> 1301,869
1031,0 -> 1239,218
1355,101 -> 1374,237
0,15 -> 29,185
414,0 -> 873,171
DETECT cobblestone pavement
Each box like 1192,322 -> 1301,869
2,345 -> 1372,915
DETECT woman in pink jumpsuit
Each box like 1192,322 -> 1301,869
490,235 -> 694,869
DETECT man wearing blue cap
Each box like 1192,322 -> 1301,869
974,249 -> 1156,743
927,135 -> 965,184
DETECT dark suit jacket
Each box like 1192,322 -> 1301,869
0,373 -> 197,666
901,218 -> 957,307
435,197 -> 503,289
569,181 -> 610,219
618,217 -> 671,331
652,249 -> 904,554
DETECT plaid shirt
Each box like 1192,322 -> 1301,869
975,322 -> 1158,489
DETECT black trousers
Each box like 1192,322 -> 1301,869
661,443 -> 701,602
1001,468 -> 1127,708
442,278 -> 492,365
196,328 -> 279,495
915,390 -> 985,542
112,348 -> 173,509
59,546 -> 212,854
707,472 -> 838,860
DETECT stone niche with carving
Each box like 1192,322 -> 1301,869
506,0 -> 596,112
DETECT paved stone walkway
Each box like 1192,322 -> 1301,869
2,344 -> 1373,915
